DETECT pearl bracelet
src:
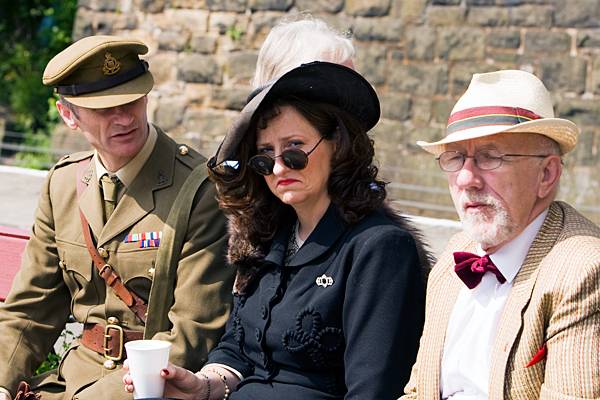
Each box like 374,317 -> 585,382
205,368 -> 230,400
198,372 -> 211,400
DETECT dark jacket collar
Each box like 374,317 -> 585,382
264,203 -> 348,267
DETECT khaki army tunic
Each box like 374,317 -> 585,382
0,126 -> 234,399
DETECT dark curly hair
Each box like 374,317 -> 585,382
209,96 -> 390,289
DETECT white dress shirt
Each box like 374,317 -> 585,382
440,209 -> 548,399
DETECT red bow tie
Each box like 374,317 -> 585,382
453,251 -> 506,289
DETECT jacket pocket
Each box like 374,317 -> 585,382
56,240 -> 93,301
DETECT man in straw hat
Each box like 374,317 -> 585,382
0,36 -> 234,399
401,69 -> 600,399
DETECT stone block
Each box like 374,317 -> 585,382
412,97 -> 432,127
388,63 -> 448,96
154,97 -> 187,132
426,6 -> 466,26
406,26 -> 436,61
485,50 -> 521,63
163,9 -> 209,34
345,0 -> 391,17
210,12 -> 240,35
226,51 -> 258,83
249,0 -> 293,11
355,44 -> 387,85
556,99 -> 600,126
538,57 -> 587,94
183,108 -> 238,153
592,56 -> 600,94
190,35 -> 218,54
183,83 -> 211,104
486,30 -> 520,49
507,5 -> 552,27
209,87 -> 250,110
431,99 -> 454,124
148,52 -> 178,84
86,0 -> 118,11
352,16 -> 403,41
467,7 -> 509,27
577,30 -> 600,49
72,8 -> 95,40
431,0 -> 460,4
247,12 -> 286,48
524,31 -> 571,54
554,0 -> 600,28
380,93 -> 412,121
449,63 -> 496,96
178,54 -> 223,84
394,0 -> 427,23
437,28 -> 485,61
295,0 -> 344,13
206,0 -> 247,12
170,0 -> 208,8
137,0 -> 166,13
466,0 -> 494,5
157,30 -> 190,51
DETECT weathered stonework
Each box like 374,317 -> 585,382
50,0 -> 600,223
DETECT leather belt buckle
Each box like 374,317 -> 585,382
103,323 -> 124,361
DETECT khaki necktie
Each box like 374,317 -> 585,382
100,174 -> 121,222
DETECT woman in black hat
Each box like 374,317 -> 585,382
124,62 -> 430,399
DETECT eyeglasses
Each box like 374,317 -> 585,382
437,150 -> 550,172
248,137 -> 325,176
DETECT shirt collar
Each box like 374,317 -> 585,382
94,124 -> 157,188
478,209 -> 549,284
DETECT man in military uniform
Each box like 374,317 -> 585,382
0,36 -> 234,399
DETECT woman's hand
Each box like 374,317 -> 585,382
122,360 -> 208,400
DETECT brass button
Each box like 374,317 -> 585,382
59,260 -> 65,269
147,267 -> 155,278
178,145 -> 189,156
98,247 -> 108,258
103,359 -> 116,370
107,316 -> 120,325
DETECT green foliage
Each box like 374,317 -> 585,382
226,25 -> 244,42
34,327 -> 80,375
0,0 -> 77,168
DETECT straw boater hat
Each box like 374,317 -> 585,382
42,35 -> 153,109
417,69 -> 579,156
209,61 -> 380,167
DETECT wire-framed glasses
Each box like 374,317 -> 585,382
437,150 -> 550,172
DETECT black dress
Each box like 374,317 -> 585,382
207,204 -> 426,399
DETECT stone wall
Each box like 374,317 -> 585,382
63,0 -> 600,223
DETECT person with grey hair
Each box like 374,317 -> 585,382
251,15 -> 355,90
401,69 -> 600,399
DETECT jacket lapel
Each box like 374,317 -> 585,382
78,162 -> 104,240
285,204 -> 348,267
488,202 -> 564,398
98,131 -> 174,245
420,239 -> 472,399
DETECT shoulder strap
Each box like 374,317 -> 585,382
144,164 -> 210,338
76,158 -> 148,324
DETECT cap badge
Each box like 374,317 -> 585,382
102,52 -> 121,76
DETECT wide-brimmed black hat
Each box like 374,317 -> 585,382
209,61 -> 380,167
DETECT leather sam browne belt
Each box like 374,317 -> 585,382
81,323 -> 143,361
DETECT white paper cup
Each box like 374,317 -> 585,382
125,340 -> 172,399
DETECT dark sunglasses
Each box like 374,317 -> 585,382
248,136 -> 325,176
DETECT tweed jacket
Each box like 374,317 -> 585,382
0,126 -> 234,400
401,201 -> 600,400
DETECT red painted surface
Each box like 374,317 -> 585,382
0,226 -> 29,301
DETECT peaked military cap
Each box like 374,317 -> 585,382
43,35 -> 154,109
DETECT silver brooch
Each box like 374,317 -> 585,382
315,274 -> 334,288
